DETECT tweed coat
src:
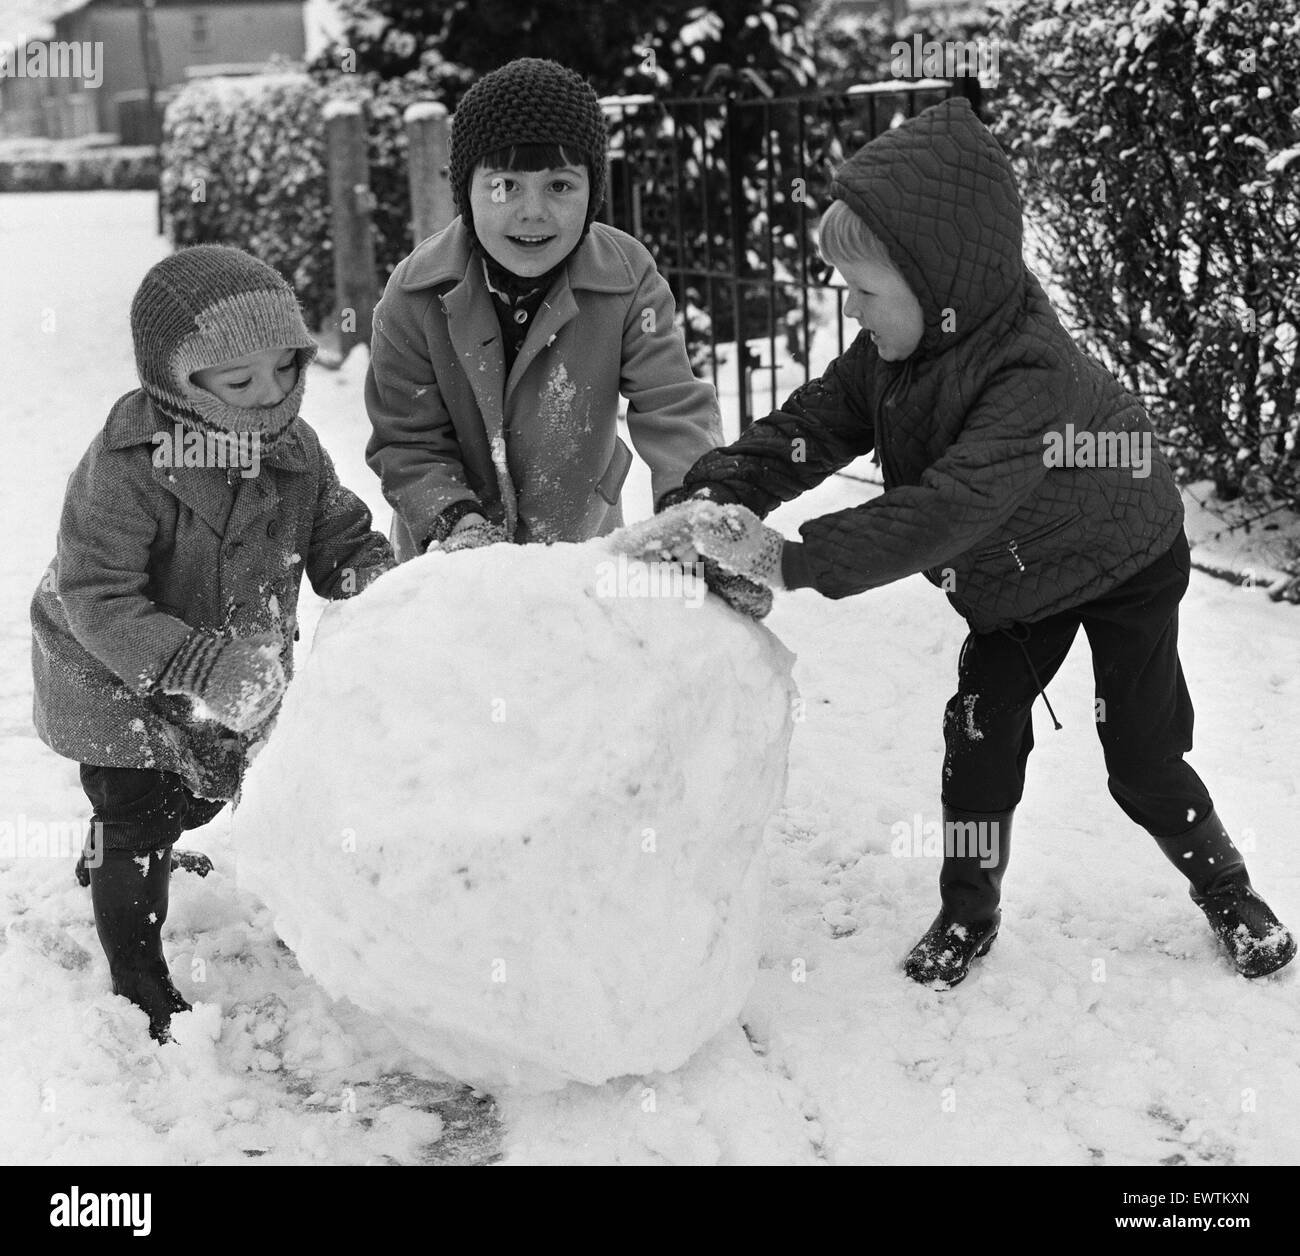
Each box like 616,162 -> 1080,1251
680,98 -> 1184,632
364,219 -> 722,558
31,390 -> 393,799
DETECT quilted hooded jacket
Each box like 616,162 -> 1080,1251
680,97 -> 1184,633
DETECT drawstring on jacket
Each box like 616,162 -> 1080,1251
1002,622 -> 1063,731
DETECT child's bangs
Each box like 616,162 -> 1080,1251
818,200 -> 894,271
475,142 -> 586,174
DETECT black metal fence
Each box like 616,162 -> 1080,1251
600,79 -> 978,429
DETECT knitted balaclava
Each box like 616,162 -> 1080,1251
130,245 -> 318,446
450,58 -> 608,250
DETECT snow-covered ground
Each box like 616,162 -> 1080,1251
2,192 -> 1298,1166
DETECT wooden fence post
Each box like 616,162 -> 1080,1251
405,101 -> 455,245
323,98 -> 379,364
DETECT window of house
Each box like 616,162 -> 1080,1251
192,13 -> 209,47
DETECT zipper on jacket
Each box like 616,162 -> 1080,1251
874,359 -> 913,486
975,511 -> 1080,570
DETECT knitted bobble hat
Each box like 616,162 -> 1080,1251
130,245 -> 318,445
450,58 -> 608,243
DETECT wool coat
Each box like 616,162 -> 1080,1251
31,390 -> 393,799
680,97 -> 1184,633
364,219 -> 723,558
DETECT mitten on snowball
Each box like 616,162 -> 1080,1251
416,500 -> 487,554
158,630 -> 286,733
608,500 -> 721,564
350,555 -> 396,593
690,504 -> 786,589
702,558 -> 773,619
433,520 -> 510,553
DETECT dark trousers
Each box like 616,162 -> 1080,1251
942,531 -> 1213,838
81,765 -> 227,853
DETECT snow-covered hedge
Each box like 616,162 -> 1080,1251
160,72 -> 423,332
161,73 -> 334,329
991,0 -> 1300,507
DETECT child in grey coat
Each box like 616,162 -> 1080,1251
31,245 -> 394,1040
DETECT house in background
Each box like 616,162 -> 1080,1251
1,0 -> 307,142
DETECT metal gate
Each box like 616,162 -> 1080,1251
600,79 -> 976,429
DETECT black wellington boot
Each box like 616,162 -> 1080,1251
904,808 -> 1013,988
1154,810 -> 1296,978
77,841 -> 212,886
89,845 -> 191,1041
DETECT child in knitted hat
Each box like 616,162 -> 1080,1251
31,244 -> 395,1042
364,57 -> 725,562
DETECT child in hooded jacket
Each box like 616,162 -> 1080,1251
31,245 -> 394,1041
364,57 -> 723,561
639,98 -> 1295,986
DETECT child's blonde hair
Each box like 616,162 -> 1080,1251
817,199 -> 899,273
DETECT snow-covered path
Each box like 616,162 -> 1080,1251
2,193 -> 1297,1165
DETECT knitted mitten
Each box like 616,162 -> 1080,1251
702,558 -> 774,619
158,631 -> 286,733
608,501 -> 704,564
690,504 -> 787,589
434,520 -> 510,554
353,556 -> 397,591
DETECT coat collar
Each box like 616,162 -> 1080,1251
103,390 -> 299,536
398,220 -> 641,543
397,219 -> 639,296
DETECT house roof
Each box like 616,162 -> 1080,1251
0,1 -> 86,42
1,0 -> 305,42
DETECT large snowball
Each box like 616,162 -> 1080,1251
233,539 -> 796,1093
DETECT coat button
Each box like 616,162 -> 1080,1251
514,309 -> 528,324
267,520 -> 279,538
